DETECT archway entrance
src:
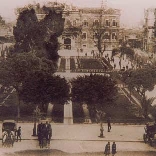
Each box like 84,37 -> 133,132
64,38 -> 71,50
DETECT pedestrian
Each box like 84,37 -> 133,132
112,142 -> 117,156
16,126 -> 21,142
104,142 -> 110,156
37,122 -> 43,146
107,117 -> 111,132
47,122 -> 52,144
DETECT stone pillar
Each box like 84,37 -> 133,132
47,103 -> 54,122
64,100 -> 73,124
65,57 -> 70,71
82,103 -> 92,124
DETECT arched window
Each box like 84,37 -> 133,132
103,32 -> 110,40
82,32 -> 87,40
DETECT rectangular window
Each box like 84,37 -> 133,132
82,32 -> 87,40
106,20 -> 110,26
83,44 -> 87,48
112,20 -> 116,26
112,33 -> 117,40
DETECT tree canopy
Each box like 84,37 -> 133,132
71,74 -> 118,111
112,41 -> 135,60
0,52 -> 56,88
0,52 -> 56,117
13,6 -> 65,63
121,68 -> 156,96
13,8 -> 39,53
20,73 -> 70,111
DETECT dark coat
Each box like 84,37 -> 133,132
112,143 -> 116,154
104,144 -> 110,154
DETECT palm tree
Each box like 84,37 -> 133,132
141,96 -> 156,119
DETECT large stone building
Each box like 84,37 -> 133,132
30,2 -> 121,54
60,4 -> 120,53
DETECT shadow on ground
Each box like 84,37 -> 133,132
4,150 -> 156,156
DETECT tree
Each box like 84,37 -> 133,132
71,74 -> 117,122
141,96 -> 156,119
91,10 -> 106,57
122,68 -> 155,97
112,41 -> 135,61
0,52 -> 56,118
13,8 -> 39,53
20,72 -> 70,112
14,5 -> 65,64
39,7 -> 65,62
120,43 -> 135,60
121,68 -> 156,119
0,15 -> 5,25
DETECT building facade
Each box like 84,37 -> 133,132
59,4 -> 120,54
18,2 -> 121,54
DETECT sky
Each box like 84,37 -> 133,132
0,0 -> 156,28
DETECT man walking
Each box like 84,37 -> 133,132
104,142 -> 110,156
16,126 -> 21,142
112,142 -> 117,156
107,117 -> 111,132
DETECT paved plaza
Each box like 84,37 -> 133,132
0,123 -> 156,155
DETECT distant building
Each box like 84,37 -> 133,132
0,21 -> 14,59
143,8 -> 156,53
119,28 -> 144,49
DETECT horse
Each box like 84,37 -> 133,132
2,130 -> 15,147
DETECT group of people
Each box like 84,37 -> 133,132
104,142 -> 117,156
37,121 -> 52,148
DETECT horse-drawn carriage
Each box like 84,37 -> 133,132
2,120 -> 17,147
143,122 -> 156,146
37,119 -> 52,149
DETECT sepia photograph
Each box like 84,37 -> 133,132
0,0 -> 156,155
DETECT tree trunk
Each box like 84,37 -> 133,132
17,91 -> 21,119
142,93 -> 148,119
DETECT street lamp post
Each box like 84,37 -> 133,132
32,113 -> 37,136
32,105 -> 40,136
